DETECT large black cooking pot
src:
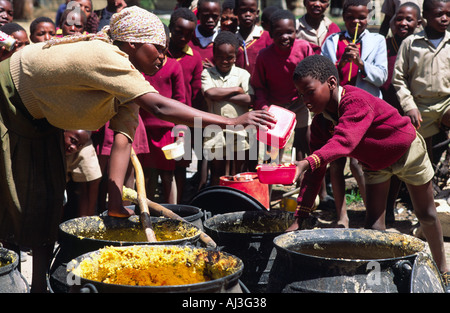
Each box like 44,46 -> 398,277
66,245 -> 243,293
267,228 -> 446,293
48,215 -> 201,293
0,247 -> 29,293
203,211 -> 295,293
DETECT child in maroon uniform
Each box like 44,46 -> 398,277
380,2 -> 422,223
189,0 -> 221,68
235,0 -> 272,77
142,26 -> 187,204
168,8 -> 204,201
296,0 -> 340,54
289,55 -> 449,286
251,9 -> 314,165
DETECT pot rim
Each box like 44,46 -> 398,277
273,228 -> 426,263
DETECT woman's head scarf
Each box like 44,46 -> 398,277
44,6 -> 166,48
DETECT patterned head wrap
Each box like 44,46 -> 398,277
44,6 -> 166,48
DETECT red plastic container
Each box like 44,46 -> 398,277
257,105 -> 297,149
257,163 -> 297,185
220,172 -> 270,208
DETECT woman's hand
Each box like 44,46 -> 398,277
234,109 -> 276,130
406,108 -> 422,129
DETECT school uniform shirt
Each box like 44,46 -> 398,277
189,25 -> 218,64
321,29 -> 388,98
235,25 -> 272,77
9,40 -> 157,141
140,57 -> 187,170
380,36 -> 403,113
392,29 -> 450,113
296,85 -> 416,217
201,65 -> 253,152
251,39 -> 314,110
168,45 -> 203,109
296,15 -> 341,54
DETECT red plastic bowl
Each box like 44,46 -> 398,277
257,163 -> 297,185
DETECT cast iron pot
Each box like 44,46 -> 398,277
267,228 -> 446,293
0,247 -> 29,293
66,244 -> 244,293
203,210 -> 295,293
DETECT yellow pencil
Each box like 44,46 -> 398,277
348,23 -> 359,82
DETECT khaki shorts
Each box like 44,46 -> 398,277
363,133 -> 434,186
417,97 -> 450,138
66,140 -> 102,182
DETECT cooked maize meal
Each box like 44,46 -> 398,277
71,246 -> 240,286
76,221 -> 199,242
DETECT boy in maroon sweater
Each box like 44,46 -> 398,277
288,55 -> 449,283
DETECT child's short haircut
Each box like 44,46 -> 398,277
293,55 -> 340,84
198,0 -> 221,10
0,22 -> 26,35
223,0 -> 235,10
269,9 -> 295,31
169,7 -> 197,28
262,5 -> 280,23
213,30 -> 240,52
398,1 -> 422,19
30,17 -> 55,36
343,0 -> 371,12
423,0 -> 449,13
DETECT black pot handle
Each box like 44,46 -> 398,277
79,283 -> 98,293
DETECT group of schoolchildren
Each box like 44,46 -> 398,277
0,0 -> 448,288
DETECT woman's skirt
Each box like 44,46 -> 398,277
0,58 -> 66,247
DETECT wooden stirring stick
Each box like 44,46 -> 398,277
130,147 -> 157,242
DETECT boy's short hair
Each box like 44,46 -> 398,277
423,0 -> 449,13
398,1 -> 422,19
0,22 -> 26,35
30,17 -> 55,36
269,9 -> 295,31
262,5 -> 280,19
223,0 -> 235,10
293,55 -> 340,84
213,30 -> 240,52
169,7 -> 197,28
198,0 -> 221,11
343,0 -> 371,12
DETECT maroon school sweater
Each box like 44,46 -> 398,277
296,85 -> 416,217
250,39 -> 314,110
168,47 -> 203,109
236,29 -> 272,77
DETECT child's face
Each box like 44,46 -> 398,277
392,6 -> 421,39
214,43 -> 236,74
220,8 -> 238,33
270,18 -> 296,50
423,1 -> 450,34
343,5 -> 369,37
64,130 -> 89,155
11,30 -> 30,50
0,0 -> 13,27
30,22 -> 56,43
304,0 -> 330,19
170,17 -> 196,50
197,1 -> 221,34
61,13 -> 85,36
74,0 -> 92,19
236,0 -> 259,30
294,75 -> 336,115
